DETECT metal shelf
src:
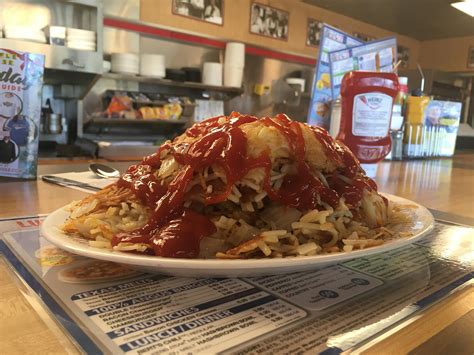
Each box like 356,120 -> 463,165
89,118 -> 188,125
102,73 -> 244,95
39,132 -> 68,144
0,38 -> 102,74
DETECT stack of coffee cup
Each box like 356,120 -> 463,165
224,42 -> 245,87
202,62 -> 223,86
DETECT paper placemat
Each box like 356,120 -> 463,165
0,216 -> 472,354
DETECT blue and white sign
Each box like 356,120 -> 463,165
307,25 -> 362,129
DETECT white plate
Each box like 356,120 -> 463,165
40,194 -> 434,277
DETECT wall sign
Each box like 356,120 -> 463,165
172,0 -> 224,26
250,2 -> 289,41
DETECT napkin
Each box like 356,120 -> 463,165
42,171 -> 117,193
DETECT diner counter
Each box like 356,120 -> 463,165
0,152 -> 473,353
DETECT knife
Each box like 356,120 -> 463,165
41,175 -> 101,192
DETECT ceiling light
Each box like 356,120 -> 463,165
451,0 -> 474,17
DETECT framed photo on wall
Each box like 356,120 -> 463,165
306,18 -> 322,47
467,46 -> 474,68
397,45 -> 410,69
250,2 -> 289,41
172,0 -> 224,25
353,32 -> 376,42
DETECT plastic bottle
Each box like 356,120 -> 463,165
403,93 -> 430,157
397,76 -> 409,116
336,71 -> 400,174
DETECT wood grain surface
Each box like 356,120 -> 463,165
0,154 -> 472,353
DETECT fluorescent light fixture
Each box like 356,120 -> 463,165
451,0 -> 474,17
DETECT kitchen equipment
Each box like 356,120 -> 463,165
181,67 -> 201,82
202,62 -> 223,86
45,113 -> 62,134
44,26 -> 66,46
41,99 -> 63,134
165,69 -> 186,82
302,69 -> 316,93
140,54 -> 165,78
111,53 -> 139,75
89,163 -> 120,179
286,78 -> 305,92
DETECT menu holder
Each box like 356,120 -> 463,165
307,24 -> 363,129
328,37 -> 398,100
0,49 -> 45,179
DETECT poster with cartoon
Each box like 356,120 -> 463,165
0,49 -> 44,179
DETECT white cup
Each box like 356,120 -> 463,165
225,42 -> 245,66
224,65 -> 244,87
202,62 -> 223,86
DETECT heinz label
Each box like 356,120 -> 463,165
352,92 -> 392,137
0,49 -> 44,178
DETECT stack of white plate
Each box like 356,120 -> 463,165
4,26 -> 46,43
139,54 -> 165,78
224,42 -> 245,87
111,53 -> 139,75
66,28 -> 96,51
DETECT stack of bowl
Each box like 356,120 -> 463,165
139,54 -> 165,78
66,28 -> 96,51
111,53 -> 140,75
224,42 -> 245,87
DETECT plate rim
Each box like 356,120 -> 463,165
40,193 -> 435,271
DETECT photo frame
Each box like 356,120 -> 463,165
250,2 -> 289,41
306,18 -> 322,47
467,46 -> 474,68
397,45 -> 410,69
172,0 -> 224,26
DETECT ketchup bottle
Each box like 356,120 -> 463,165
336,71 -> 400,165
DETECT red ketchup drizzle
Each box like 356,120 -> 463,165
260,114 -> 340,209
152,209 -> 216,258
112,112 -> 380,257
327,142 -> 379,207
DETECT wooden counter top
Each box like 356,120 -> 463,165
0,153 -> 472,353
